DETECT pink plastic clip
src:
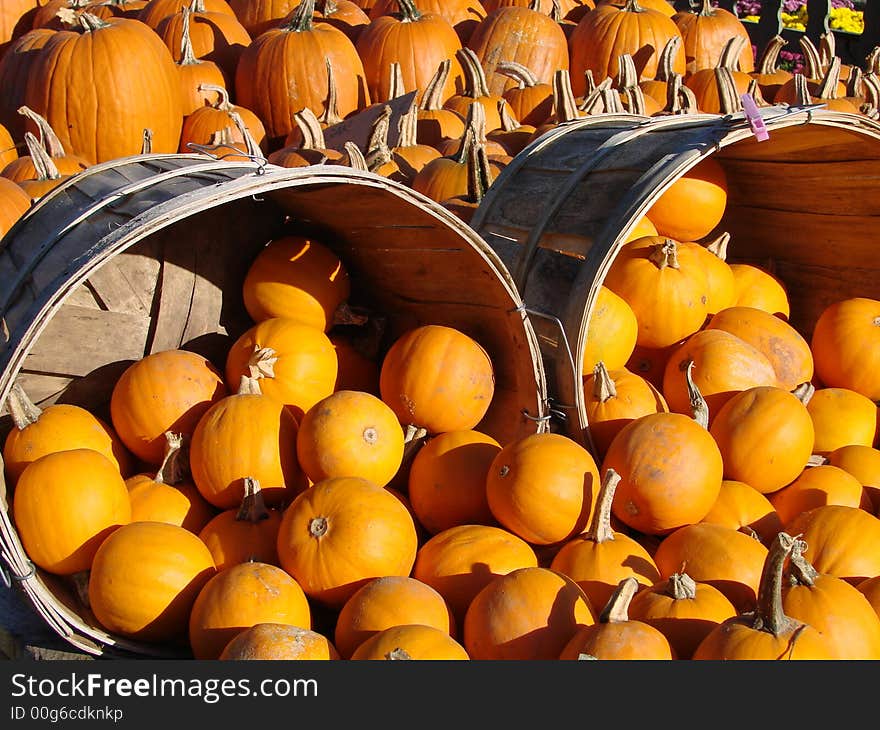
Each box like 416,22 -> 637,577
740,93 -> 769,142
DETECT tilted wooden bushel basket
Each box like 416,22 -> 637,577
471,106 -> 880,451
0,155 -> 548,657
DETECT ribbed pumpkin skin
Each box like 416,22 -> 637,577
672,0 -> 754,75
709,386 -> 815,495
559,619 -> 674,660
235,13 -> 370,142
242,235 -> 351,330
463,566 -> 596,660
628,576 -> 737,659
412,524 -> 538,624
351,624 -> 470,659
334,575 -> 455,658
465,4 -> 569,97
602,236 -> 710,350
22,17 -> 184,164
568,0 -> 686,98
155,5 -> 251,79
486,432 -> 601,546
88,521 -> 216,643
4,402 -> 133,484
189,391 -> 303,509
220,623 -> 340,660
110,349 -> 229,466
379,324 -> 495,434
807,387 -> 879,457
296,390 -> 405,488
225,0 -> 296,36
811,297 -> 880,401
276,476 -> 419,608
769,465 -> 868,527
12,449 -> 132,575
139,0 -> 238,29
785,505 -> 880,583
355,4 -> 464,106
602,412 -> 723,535
652,523 -> 768,614
224,317 -> 338,420
188,561 -> 312,659
782,570 -> 880,659
407,429 -> 501,534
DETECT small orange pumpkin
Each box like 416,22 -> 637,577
220,623 -> 340,660
581,285 -> 639,375
699,479 -> 783,546
728,262 -> 790,320
769,464 -> 868,527
350,624 -> 469,660
827,444 -> 880,513
806,387 -> 879,457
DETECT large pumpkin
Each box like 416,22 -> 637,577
379,324 -> 495,434
276,476 -> 419,607
188,561 -> 312,659
671,0 -> 754,76
485,432 -> 601,546
88,521 -> 216,643
22,13 -> 183,164
12,448 -> 131,575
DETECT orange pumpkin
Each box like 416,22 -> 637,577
558,577 -> 674,659
602,236 -> 710,350
379,324 -> 495,434
334,575 -> 455,658
550,468 -> 661,611
828,444 -> 880,513
463,566 -> 596,660
699,479 -> 783,547
692,532 -> 833,659
276,476 -> 419,607
485,432 -> 601,546
350,624 -> 469,659
188,561 -> 312,659
628,571 -> 737,659
806,387 -> 879,456
3,382 -> 133,484
683,36 -> 754,114
12,448 -> 131,575
769,464 -> 868,527
583,362 -> 668,459
220,623 -> 340,660
811,297 -> 880,401
644,156 -> 728,242
241,235 -> 351,330
88,521 -> 216,643
0,175 -> 31,237
224,317 -> 338,421
411,523 -> 538,625
188,377 -> 304,509
705,305 -> 814,391
197,476 -> 282,570
109,348 -> 228,466
709,385 -> 815,495
582,286 -> 639,375
671,0 -> 754,76
728,262 -> 790,320
653,522 -> 768,614
296,389 -> 405,488
407,428 -> 501,534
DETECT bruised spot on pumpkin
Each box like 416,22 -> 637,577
499,465 -> 510,478
624,500 -> 639,516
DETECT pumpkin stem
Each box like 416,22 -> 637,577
235,476 -> 271,523
816,56 -> 843,100
683,359 -> 709,429
806,453 -> 829,467
309,515 -> 329,538
718,34 -> 747,71
552,68 -> 582,121
715,66 -> 743,114
460,126 -> 492,204
704,231 -> 730,260
141,128 -> 153,154
580,76 -> 614,115
584,467 -> 621,544
591,361 -> 617,404
365,105 -> 395,173
386,648 -> 413,659
792,381 -> 815,405
317,0 -> 339,13
229,110 -> 262,158
648,238 -> 680,270
454,102 -> 486,165
792,73 -> 813,105
396,98 -> 420,147
342,140 -> 369,170
599,576 -> 639,623
5,383 -> 43,430
245,345 -> 277,381
421,60 -> 451,112
654,35 -> 682,83
756,35 -> 787,76
799,35 -> 825,81
24,131 -> 61,182
622,0 -> 645,12
179,5 -> 199,66
71,10 -> 110,31
497,99 -> 520,132
155,432 -> 188,485
456,47 -> 491,100
395,0 -> 421,22
665,572 -> 697,600
284,0 -> 315,31
237,374 -> 263,395
749,531 -> 804,637
293,107 -> 328,150
746,78 -> 770,107
615,53 -> 640,91
199,83 -> 234,112
318,59 -> 343,127
663,72 -> 699,115
496,60 -> 539,89
818,32 -> 836,72
17,106 -> 66,158
786,536 -> 819,587
387,61 -> 405,101
622,85 -> 647,115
